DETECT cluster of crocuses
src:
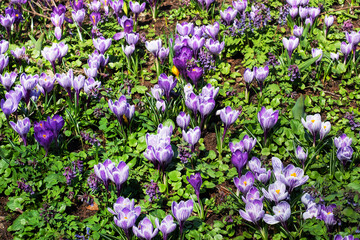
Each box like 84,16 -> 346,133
83,37 -> 111,79
0,2 -> 25,39
41,42 -> 68,73
50,4 -> 73,40
220,0 -> 247,26
108,95 -> 135,128
302,193 -> 338,232
286,0 -> 319,26
0,40 -> 9,74
108,195 -> 193,239
145,38 -> 169,75
301,113 -> 331,146
334,133 -> 353,167
237,157 -> 309,232
94,159 -> 129,197
143,124 -> 174,173
150,73 -> 177,110
242,66 -> 269,100
196,0 -> 215,12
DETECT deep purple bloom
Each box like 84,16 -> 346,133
319,204 -> 337,227
295,145 -> 307,168
47,114 -> 64,141
109,161 -> 129,197
182,126 -> 201,151
220,7 -> 237,25
257,107 -> 279,142
10,117 -> 30,146
0,72 -> 17,91
94,159 -> 114,190
70,0 -> 84,11
263,201 -> 291,225
158,73 -> 177,101
171,200 -> 194,235
205,39 -> 225,55
176,111 -> 190,130
187,172 -> 202,199
231,150 -> 248,177
261,181 -> 288,204
334,235 -> 359,240
173,46 -> 193,77
334,134 -> 352,149
283,36 -> 299,59
280,164 -> 309,192
34,130 -> 54,156
234,171 -> 254,194
186,66 -> 203,87
155,215 -> 176,240
20,73 -> 39,104
120,16 -> 134,34
337,146 -> 353,166
93,37 -> 112,54
177,22 -> 194,36
204,22 -> 219,40
90,12 -> 101,27
239,199 -> 264,224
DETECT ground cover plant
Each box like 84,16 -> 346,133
0,0 -> 360,239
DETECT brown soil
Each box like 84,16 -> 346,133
66,201 -> 97,222
0,196 -> 18,240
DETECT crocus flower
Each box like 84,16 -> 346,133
337,146 -> 353,166
231,150 -> 248,177
205,39 -> 225,55
20,73 -> 39,105
303,205 -> 320,220
311,48 -> 323,64
176,112 -> 190,130
177,22 -> 194,36
330,52 -> 339,61
155,215 -> 176,240
110,0 -> 124,18
10,46 -> 25,60
50,11 -> 65,40
289,7 -> 298,19
325,15 -> 334,36
247,157 -> 271,183
261,181 -> 288,204
100,0 -> 110,15
243,68 -> 254,85
156,123 -> 172,137
93,37 -> 112,54
305,17 -> 313,27
301,113 -> 321,145
185,93 -> 198,116
10,118 -> 30,146
150,84 -> 163,100
42,45 -> 60,73
295,146 -> 307,168
126,33 -> 139,45
56,69 -> 73,100
173,46 -> 193,77
72,9 -> 86,26
158,73 -> 177,101
47,114 -> 64,141
133,217 -> 158,240
89,12 -> 101,27
122,44 -> 135,58
120,15 -> 134,34
198,96 -> 215,126
1,98 -> 15,119
94,159 -> 114,190
187,66 -> 203,88
241,135 -> 257,152
0,72 -> 17,91
319,121 -> 331,140
182,126 -> 201,151
299,6 -> 308,19
257,107 -> 279,143
204,22 -> 219,40
187,172 -> 202,199
188,35 -> 205,59
217,106 -> 240,142
155,100 -> 165,112
0,40 -> 9,54
108,95 -> 135,124
129,1 -> 146,23
146,39 -> 162,58
73,75 -> 85,103
109,161 -> 129,197
239,199 -> 264,224
108,196 -> 140,216
319,204 -> 337,228
232,0 -> 247,13
114,207 -> 139,238
234,171 -> 254,194
70,0 -> 85,11
84,77 -> 101,95
229,141 -> 245,153
0,13 -> 15,37
334,134 -> 352,149
171,200 -> 194,235
0,54 -> 9,74
341,42 -> 352,64
241,187 -> 264,204
293,25 -> 303,37
202,84 -> 219,98
334,235 -> 359,240
54,42 -> 69,62
301,193 -> 316,209
287,0 -> 299,6
263,201 -> 291,225
283,36 -> 299,59
254,66 -> 269,92
220,7 -> 237,25
308,7 -> 320,20
34,130 -> 54,156
158,47 -> 169,64
280,164 -> 309,192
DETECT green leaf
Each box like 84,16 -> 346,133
292,94 -> 305,120
168,170 -> 181,182
298,55 -> 320,71
7,197 -> 25,211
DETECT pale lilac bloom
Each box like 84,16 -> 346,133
133,217 -> 158,240
220,7 -> 237,25
239,199 -> 264,224
280,164 -> 309,192
0,72 -> 17,91
10,46 -> 25,59
334,134 -> 352,149
155,215 -> 176,240
263,201 -> 291,225
204,22 -> 220,40
233,171 -> 254,194
311,48 -> 323,64
241,187 -> 264,204
171,200 -> 194,235
176,22 -> 194,36
262,181 -> 288,204
319,121 -> 331,140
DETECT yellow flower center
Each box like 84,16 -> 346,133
92,15 -> 96,23
16,14 -> 19,17
324,126 -> 326,129
43,134 -> 46,138
243,181 -> 247,186
192,68 -> 196,72
44,78 -> 47,81
291,172 -> 297,177
40,123 -> 43,127
172,66 -> 180,77
275,189 -> 280,194
311,119 -> 315,123
124,216 -> 128,219
327,212 -> 331,215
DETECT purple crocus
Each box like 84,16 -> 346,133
217,106 -> 240,142
239,199 -> 264,224
150,84 -> 163,100
205,39 -> 225,55
188,35 -> 205,59
1,98 -> 15,119
319,121 -> 331,140
232,0 -> 247,13
299,6 -> 308,19
114,207 -> 139,239
334,235 -> 359,240
177,22 -> 194,36
280,164 -> 309,192
108,196 -> 141,216
231,150 -> 248,177
70,0 -> 85,11
204,22 -> 219,40
308,7 -> 320,20
220,7 -> 237,25
10,117 -> 31,146
158,47 -> 169,64
34,130 -> 54,156
345,31 -> 360,62
311,48 -> 323,65
0,40 -> 9,54
56,69 -> 73,100
257,107 -> 279,144
42,45 -> 60,73
182,126 -> 201,151
337,146 -> 353,166
241,135 -> 257,152
248,157 -> 271,183
133,217 -> 158,240
72,9 -> 86,26
94,159 -> 114,190
187,172 -> 202,199
241,187 -> 264,204
108,95 -> 135,125
126,33 -> 139,45
11,46 -> 25,60
289,7 -> 298,19
90,12 -> 101,27
341,42 -> 352,64
295,145 -> 307,168
301,113 -> 321,145
261,181 -> 288,204
171,200 -> 194,236
234,171 -> 254,194
155,215 -> 176,240
176,112 -> 190,130
283,36 -> 299,59
185,93 -> 198,116
187,66 -> 203,88
20,73 -> 39,105
110,0 -> 124,18
334,134 -> 352,149
73,75 -> 85,104
254,66 -> 269,93
122,44 -> 135,58
0,54 -> 9,74
47,114 -> 64,142
198,96 -> 215,128
109,161 -> 129,197
293,25 -> 303,37
129,1 -> 146,23
158,73 -> 177,101
325,15 -> 334,37
0,13 -> 15,38
319,204 -> 337,228
0,72 -> 17,91
146,39 -> 162,58
51,11 -> 65,40
263,201 -> 291,226
93,37 -> 112,54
